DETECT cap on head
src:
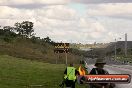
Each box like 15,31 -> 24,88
70,63 -> 73,66
95,59 -> 106,66
80,60 -> 84,64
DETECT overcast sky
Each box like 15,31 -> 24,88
0,0 -> 132,44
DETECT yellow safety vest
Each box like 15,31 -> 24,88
64,67 -> 76,81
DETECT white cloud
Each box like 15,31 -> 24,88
37,0 -> 70,4
72,0 -> 132,4
37,5 -> 78,20
78,18 -> 106,33
0,5 -> 110,43
0,0 -> 70,6
0,6 -> 35,19
87,3 -> 132,19
1,1 -> 132,43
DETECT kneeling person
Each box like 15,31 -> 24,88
64,63 -> 79,88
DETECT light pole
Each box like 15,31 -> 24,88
125,33 -> 127,57
114,38 -> 121,59
115,39 -> 117,59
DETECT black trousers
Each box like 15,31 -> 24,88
65,80 -> 76,88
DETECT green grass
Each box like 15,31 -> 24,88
115,55 -> 132,62
0,38 -> 81,64
0,55 -> 86,88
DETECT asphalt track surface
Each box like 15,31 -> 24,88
85,60 -> 132,88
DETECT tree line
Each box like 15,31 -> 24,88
0,21 -> 55,45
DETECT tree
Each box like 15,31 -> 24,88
14,21 -> 34,38
116,48 -> 121,54
22,21 -> 34,38
42,36 -> 55,45
0,26 -> 17,42
43,36 -> 51,43
14,22 -> 23,35
3,26 -> 16,37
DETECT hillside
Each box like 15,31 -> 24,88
0,37 -> 81,64
0,21 -> 81,64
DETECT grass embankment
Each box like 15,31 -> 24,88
0,38 -> 80,64
0,55 -> 86,88
115,55 -> 132,63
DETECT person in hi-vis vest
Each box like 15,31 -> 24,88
64,63 -> 79,88
78,60 -> 87,84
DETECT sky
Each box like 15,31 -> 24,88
0,0 -> 132,44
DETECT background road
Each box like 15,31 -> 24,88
85,58 -> 132,88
